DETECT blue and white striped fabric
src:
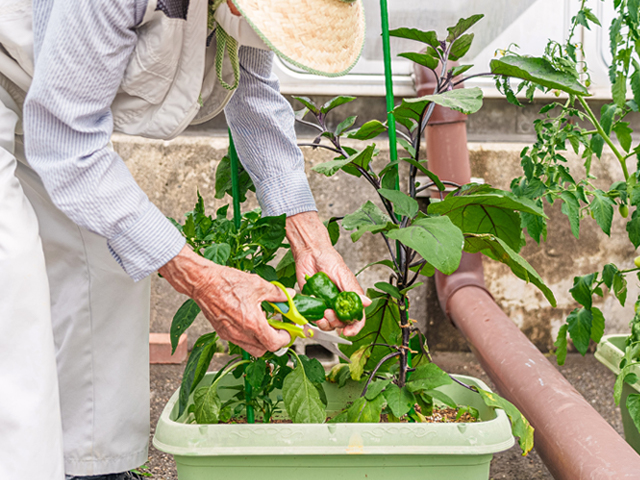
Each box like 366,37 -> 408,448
23,0 -> 316,282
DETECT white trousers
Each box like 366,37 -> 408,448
0,83 -> 152,477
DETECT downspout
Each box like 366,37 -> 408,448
416,64 -> 640,479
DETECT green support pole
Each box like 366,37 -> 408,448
379,0 -> 411,368
228,129 -> 255,424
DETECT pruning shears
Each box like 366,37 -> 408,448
267,281 -> 352,361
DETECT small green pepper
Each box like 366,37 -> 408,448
333,291 -> 364,324
302,272 -> 340,305
292,294 -> 327,321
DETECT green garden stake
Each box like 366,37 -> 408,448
228,129 -> 255,424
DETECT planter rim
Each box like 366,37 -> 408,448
153,373 -> 515,457
595,334 -> 640,391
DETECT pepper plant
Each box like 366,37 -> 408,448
487,0 -> 640,435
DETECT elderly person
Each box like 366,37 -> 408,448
0,0 -> 366,478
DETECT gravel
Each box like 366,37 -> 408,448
144,352 -> 624,480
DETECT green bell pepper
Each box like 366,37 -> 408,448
292,294 -> 327,321
333,291 -> 364,324
302,272 -> 340,305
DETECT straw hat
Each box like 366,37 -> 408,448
230,0 -> 366,77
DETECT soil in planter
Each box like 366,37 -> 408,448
217,406 -> 478,424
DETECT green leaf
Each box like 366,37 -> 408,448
612,73 -> 627,108
590,190 -> 615,235
355,259 -> 397,277
245,358 -> 267,388
312,145 -> 376,177
406,88 -> 483,115
405,363 -> 452,392
383,384 -> 416,418
321,96 -> 356,114
615,122 -> 636,153
567,308 -> 593,355
347,395 -> 386,423
464,234 -> 557,306
389,28 -> 440,49
374,281 -> 402,300
613,270 -> 628,306
178,332 -> 219,416
335,115 -> 357,136
428,184 -> 543,253
282,360 -> 326,423
327,364 -> 350,388
398,52 -> 438,70
275,249 -> 296,286
450,64 -> 474,77
599,103 -> 617,135
378,188 -> 419,218
300,355 -> 326,384
591,134 -> 605,159
631,68 -> 640,108
171,299 -> 201,354
342,200 -> 398,241
449,33 -> 474,61
490,56 -> 589,96
427,389 -> 457,408
446,14 -> 484,42
387,216 -> 464,275
292,96 -> 319,115
591,307 -> 605,344
347,120 -> 387,140
365,379 -> 391,401
203,243 -> 231,266
401,158 -> 446,192
615,364 -> 635,405
554,324 -> 569,365
339,295 -> 401,372
602,263 -> 618,288
193,385 -> 221,424
627,209 -> 640,248
476,388 -> 534,455
569,273 -> 595,309
626,394 -> 640,434
560,191 -> 581,239
349,345 -> 371,381
214,155 -> 255,202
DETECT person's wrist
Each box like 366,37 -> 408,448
286,211 -> 332,255
158,245 -> 221,298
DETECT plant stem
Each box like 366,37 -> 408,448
297,143 -> 342,154
398,296 -> 410,387
296,119 -> 324,132
578,96 -> 629,180
360,351 -> 401,397
448,374 -> 478,393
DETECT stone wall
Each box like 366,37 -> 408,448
114,134 -> 636,352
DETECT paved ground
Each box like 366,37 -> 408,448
145,352 -> 624,480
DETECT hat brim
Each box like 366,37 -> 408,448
231,0 -> 365,77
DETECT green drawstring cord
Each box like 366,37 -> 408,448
208,0 -> 240,92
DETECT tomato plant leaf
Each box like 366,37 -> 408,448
193,385 -> 221,424
560,191 -> 581,239
569,273 -> 595,309
406,87 -> 484,115
387,216 -> 464,275
476,388 -> 534,455
590,190 -> 615,235
614,122 -> 633,152
554,324 -> 569,365
383,384 -> 416,418
464,233 -> 557,307
627,209 -> 640,248
567,307 -> 593,355
282,360 -> 326,423
591,306 -> 605,344
378,188 -> 419,218
490,55 -> 589,96
171,299 -> 201,354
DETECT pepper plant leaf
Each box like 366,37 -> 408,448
214,155 -> 255,202
193,385 -> 222,424
342,200 -> 398,241
378,188 -> 419,218
387,216 -> 464,275
282,359 -> 326,423
339,295 -> 401,372
171,299 -> 201,354
245,358 -> 267,388
178,332 -> 219,416
626,394 -> 640,434
464,233 -> 557,306
383,384 -> 416,418
490,55 -> 589,96
406,87 -> 484,115
428,184 -> 544,253
476,388 -> 534,455
203,243 -> 231,266
300,355 -> 326,384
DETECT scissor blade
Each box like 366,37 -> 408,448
316,340 -> 351,362
304,325 -> 353,345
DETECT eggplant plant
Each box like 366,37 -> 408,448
485,0 -> 640,436
166,14 -> 548,456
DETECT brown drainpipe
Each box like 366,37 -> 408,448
416,64 -> 640,479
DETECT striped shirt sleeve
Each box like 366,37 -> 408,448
224,47 -> 317,218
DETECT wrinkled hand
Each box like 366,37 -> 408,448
159,246 -> 291,357
286,212 -> 371,336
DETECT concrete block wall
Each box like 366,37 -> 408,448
114,134 -> 635,353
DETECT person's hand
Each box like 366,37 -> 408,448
159,246 -> 291,357
286,211 -> 371,336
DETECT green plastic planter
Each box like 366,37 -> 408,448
595,334 -> 640,453
153,373 -> 514,480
